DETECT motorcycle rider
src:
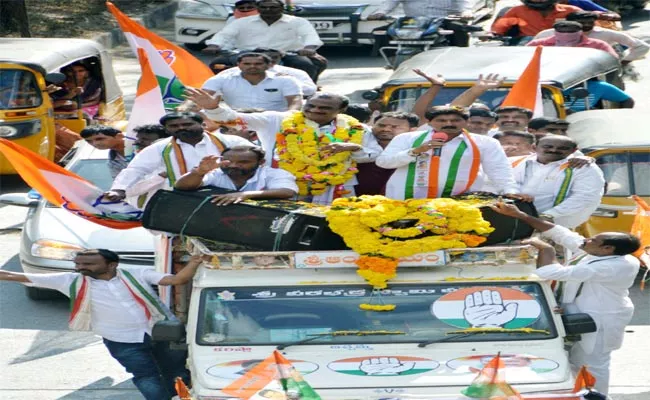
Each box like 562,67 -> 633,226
368,0 -> 477,47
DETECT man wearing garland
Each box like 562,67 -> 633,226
185,88 -> 382,205
513,135 -> 604,228
376,106 -> 519,200
103,112 -> 251,202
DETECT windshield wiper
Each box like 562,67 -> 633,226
276,330 -> 405,350
417,328 -> 550,348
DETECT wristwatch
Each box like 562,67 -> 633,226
539,214 -> 555,222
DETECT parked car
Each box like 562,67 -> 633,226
0,141 -> 155,300
174,0 -> 495,51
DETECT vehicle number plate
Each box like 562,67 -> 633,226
311,21 -> 334,30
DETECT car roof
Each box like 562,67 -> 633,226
567,109 -> 649,150
0,38 -> 106,74
383,47 -> 620,89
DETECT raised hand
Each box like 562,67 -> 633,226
463,289 -> 518,328
412,69 -> 446,86
196,155 -> 225,175
474,73 -> 506,90
184,87 -> 220,110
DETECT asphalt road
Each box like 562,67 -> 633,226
1,2 -> 650,398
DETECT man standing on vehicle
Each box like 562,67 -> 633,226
368,0 -> 476,47
526,21 -> 619,59
202,0 -> 327,82
512,135 -> 604,228
0,248 -> 205,400
490,202 -> 641,396
103,112 -> 251,202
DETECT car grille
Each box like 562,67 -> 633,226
116,251 -> 155,266
292,4 -> 367,18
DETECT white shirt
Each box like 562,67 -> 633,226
218,65 -> 317,96
513,155 -> 605,229
203,106 -> 383,168
111,132 -> 251,191
205,14 -> 323,52
538,225 -> 639,353
203,166 -> 298,193
376,130 -> 518,200
24,268 -> 171,343
202,71 -> 302,112
377,0 -> 472,17
534,26 -> 650,62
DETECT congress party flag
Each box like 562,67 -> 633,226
106,1 -> 213,108
0,138 -> 142,229
461,353 -> 523,399
501,46 -> 544,118
223,350 -> 322,400
631,195 -> 650,258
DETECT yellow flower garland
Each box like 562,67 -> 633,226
276,112 -> 364,196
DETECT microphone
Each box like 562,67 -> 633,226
431,132 -> 449,157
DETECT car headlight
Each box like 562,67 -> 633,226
177,0 -> 223,17
0,119 -> 41,139
31,240 -> 84,260
394,29 -> 425,40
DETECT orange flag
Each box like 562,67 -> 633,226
631,195 -> 650,258
573,365 -> 597,392
0,138 -> 142,229
175,377 -> 193,399
106,1 -> 213,88
501,46 -> 544,116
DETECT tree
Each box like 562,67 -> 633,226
0,0 -> 31,37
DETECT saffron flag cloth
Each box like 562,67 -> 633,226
0,138 -> 142,229
573,365 -> 597,392
461,353 -> 523,399
631,195 -> 650,258
106,1 -> 213,108
501,46 -> 544,118
175,377 -> 193,400
223,350 -> 322,400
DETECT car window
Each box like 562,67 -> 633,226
632,152 -> 650,196
0,69 -> 42,110
68,159 -> 113,191
596,153 -> 629,196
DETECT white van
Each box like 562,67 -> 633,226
155,239 -> 596,399
174,0 -> 496,50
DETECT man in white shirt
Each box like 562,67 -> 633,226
534,11 -> 650,63
0,248 -> 205,400
104,112 -> 251,202
513,135 -> 605,228
175,145 -> 298,205
217,48 -> 317,97
203,0 -> 327,82
202,52 -> 302,112
376,106 -> 520,200
490,202 -> 641,396
186,88 -> 383,204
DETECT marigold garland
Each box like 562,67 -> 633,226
276,112 -> 364,196
325,196 -> 495,311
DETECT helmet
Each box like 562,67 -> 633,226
521,0 -> 558,9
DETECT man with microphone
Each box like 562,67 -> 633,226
376,106 -> 522,200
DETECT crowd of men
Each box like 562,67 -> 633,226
0,0 -> 647,399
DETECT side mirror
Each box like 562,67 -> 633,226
152,319 -> 186,342
562,313 -> 597,335
45,72 -> 67,85
362,90 -> 380,101
570,88 -> 590,99
0,193 -> 39,208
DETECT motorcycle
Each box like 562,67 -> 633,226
378,16 -> 482,69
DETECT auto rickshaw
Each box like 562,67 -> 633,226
0,38 -> 126,174
363,47 -> 621,119
567,109 -> 649,236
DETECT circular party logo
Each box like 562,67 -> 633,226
328,356 -> 439,377
206,359 -> 319,379
432,287 -> 542,329
447,354 -> 559,374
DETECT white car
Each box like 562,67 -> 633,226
175,0 -> 495,50
0,142 -> 155,300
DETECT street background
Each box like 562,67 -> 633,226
1,0 -> 650,398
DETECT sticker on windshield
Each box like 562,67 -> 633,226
328,356 -> 439,376
206,359 -> 319,379
447,354 -> 559,374
431,287 -> 541,329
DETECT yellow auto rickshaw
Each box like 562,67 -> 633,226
567,109 -> 649,236
363,47 -> 621,119
0,38 -> 126,174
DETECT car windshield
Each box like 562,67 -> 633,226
0,69 -> 42,109
197,282 -> 556,346
68,159 -> 114,191
387,87 -> 559,117
598,152 -> 650,197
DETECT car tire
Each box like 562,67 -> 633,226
25,286 -> 62,301
184,42 -> 206,51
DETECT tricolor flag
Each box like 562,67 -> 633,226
223,350 -> 322,400
0,138 -> 142,229
461,353 -> 523,399
106,1 -> 213,108
501,46 -> 544,118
